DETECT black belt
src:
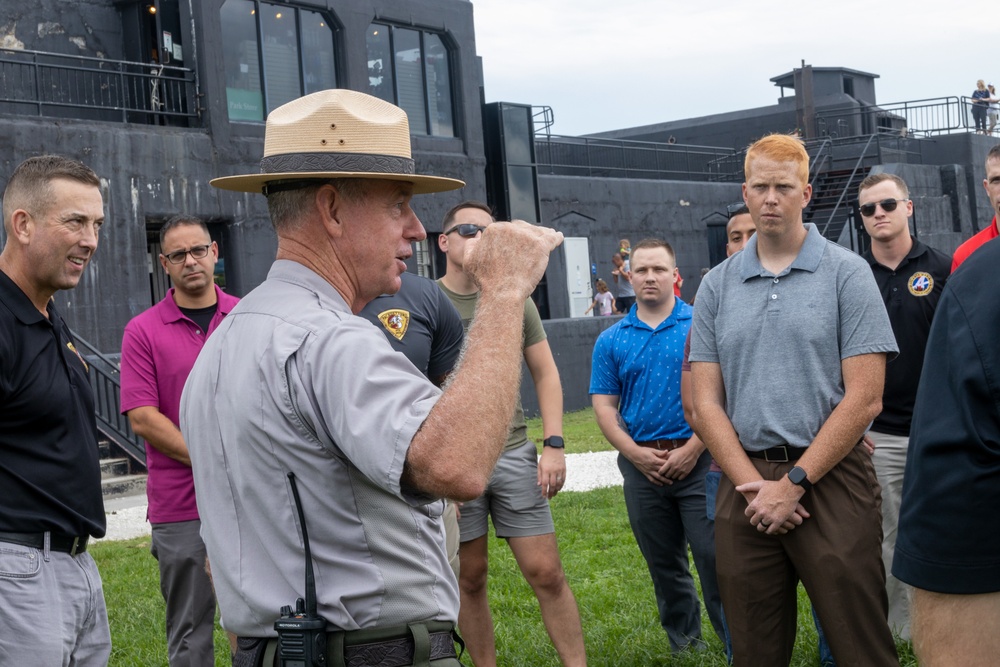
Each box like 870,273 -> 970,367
236,624 -> 457,667
340,630 -> 455,666
0,531 -> 89,556
635,438 -> 687,452
746,445 -> 808,463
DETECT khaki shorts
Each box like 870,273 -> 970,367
457,440 -> 554,541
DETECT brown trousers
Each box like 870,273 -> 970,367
715,445 -> 900,666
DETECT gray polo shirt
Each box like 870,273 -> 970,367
690,224 -> 897,452
180,260 -> 457,637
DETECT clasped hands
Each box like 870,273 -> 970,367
736,478 -> 810,536
631,442 -> 699,487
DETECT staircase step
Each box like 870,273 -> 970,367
102,474 -> 147,501
98,439 -> 112,459
100,457 -> 131,479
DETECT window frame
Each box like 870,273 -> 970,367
221,0 -> 340,122
367,21 -> 456,138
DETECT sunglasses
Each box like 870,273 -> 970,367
859,198 -> 907,217
444,224 -> 487,238
162,243 -> 212,264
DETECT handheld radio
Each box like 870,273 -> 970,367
274,472 -> 327,666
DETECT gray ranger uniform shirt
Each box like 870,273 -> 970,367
180,260 -> 457,637
690,223 -> 898,451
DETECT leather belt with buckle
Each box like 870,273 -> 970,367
746,445 -> 809,463
0,531 -> 90,556
635,438 -> 687,452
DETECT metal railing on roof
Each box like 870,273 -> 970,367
0,47 -> 198,124
532,106 -> 555,139
70,331 -> 146,468
535,134 -> 737,182
814,96 -> 973,138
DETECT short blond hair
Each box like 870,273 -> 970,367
744,134 -> 809,187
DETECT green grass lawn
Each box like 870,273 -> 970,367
92,482 -> 916,665
526,407 -> 614,454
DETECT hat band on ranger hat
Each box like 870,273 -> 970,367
210,89 -> 465,195
261,152 -> 415,176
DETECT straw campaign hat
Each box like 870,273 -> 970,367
210,89 -> 465,195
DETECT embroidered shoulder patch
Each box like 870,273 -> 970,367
377,309 -> 410,341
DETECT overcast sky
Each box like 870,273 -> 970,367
472,0 -> 994,138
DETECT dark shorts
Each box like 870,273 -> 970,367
457,441 -> 554,541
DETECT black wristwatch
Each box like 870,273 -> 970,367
787,466 -> 812,492
543,436 -> 565,449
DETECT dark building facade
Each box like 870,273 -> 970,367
2,4 -> 998,421
1,0 -> 486,352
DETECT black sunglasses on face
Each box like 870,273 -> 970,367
444,223 -> 487,238
163,244 -> 212,264
859,198 -> 907,217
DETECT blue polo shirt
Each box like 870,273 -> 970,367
589,297 -> 692,441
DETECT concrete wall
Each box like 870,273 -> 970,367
539,174 -> 743,317
915,133 -> 998,233
520,314 -> 622,418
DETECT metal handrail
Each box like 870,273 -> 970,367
808,137 -> 834,188
815,96 -> 970,138
818,133 -> 878,239
69,330 -> 146,467
536,134 -> 737,181
0,46 -> 198,123
532,106 -> 555,138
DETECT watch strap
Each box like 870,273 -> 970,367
543,436 -> 565,449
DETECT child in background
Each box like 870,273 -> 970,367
585,279 -> 615,316
618,238 -> 631,258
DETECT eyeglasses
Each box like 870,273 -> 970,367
443,224 -> 487,238
162,244 -> 212,264
726,202 -> 748,219
859,198 -> 907,217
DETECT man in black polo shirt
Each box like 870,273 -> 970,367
360,270 -> 465,577
858,172 -> 950,641
0,155 -> 110,665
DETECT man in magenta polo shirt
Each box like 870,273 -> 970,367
120,215 -> 239,666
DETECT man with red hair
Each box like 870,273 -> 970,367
691,134 -> 900,666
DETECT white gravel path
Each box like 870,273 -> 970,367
99,451 -> 624,543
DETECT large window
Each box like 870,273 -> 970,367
220,0 -> 337,121
367,23 -> 455,137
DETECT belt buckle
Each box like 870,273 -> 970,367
69,536 -> 85,556
764,446 -> 790,463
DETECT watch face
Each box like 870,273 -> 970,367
789,467 -> 807,485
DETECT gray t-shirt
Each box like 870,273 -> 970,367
617,258 -> 635,298
181,260 -> 457,637
690,224 -> 898,451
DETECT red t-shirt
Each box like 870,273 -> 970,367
952,216 -> 998,272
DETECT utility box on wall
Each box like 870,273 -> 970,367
564,237 -> 593,318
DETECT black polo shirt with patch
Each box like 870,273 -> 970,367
0,269 -> 105,537
359,271 -> 464,384
863,238 -> 951,436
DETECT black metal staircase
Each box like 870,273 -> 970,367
71,330 -> 148,501
805,167 -> 870,244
